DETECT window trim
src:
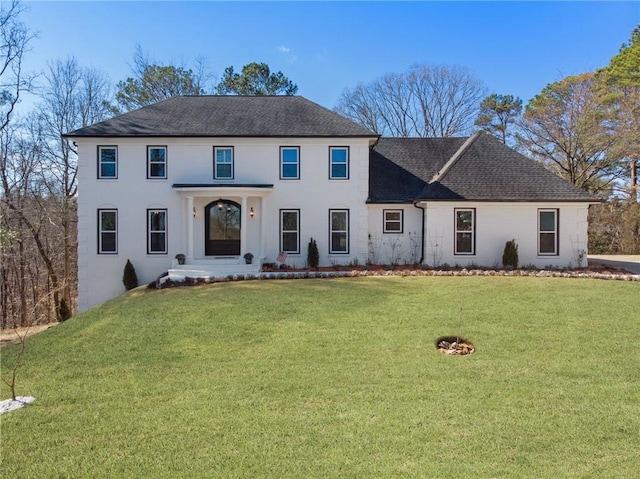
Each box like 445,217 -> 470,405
97,145 -> 118,179
383,209 -> 404,234
329,209 -> 349,254
454,208 -> 475,255
97,209 -> 118,254
213,146 -> 234,180
147,145 -> 167,179
147,209 -> 168,254
280,209 -> 300,254
329,146 -> 349,180
538,208 -> 559,256
280,146 -> 300,180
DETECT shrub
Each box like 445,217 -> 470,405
502,239 -> 519,269
123,259 -> 139,291
307,237 -> 319,269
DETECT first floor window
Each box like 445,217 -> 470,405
538,209 -> 558,255
383,209 -> 403,233
329,147 -> 349,179
148,209 -> 167,254
280,147 -> 300,179
280,209 -> 300,253
98,146 -> 117,179
329,209 -> 349,253
98,209 -> 117,254
214,146 -> 233,179
455,208 -> 475,254
148,146 -> 167,179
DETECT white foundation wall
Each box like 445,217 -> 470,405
76,137 -> 372,312
420,202 -> 590,269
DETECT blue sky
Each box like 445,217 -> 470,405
19,1 -> 640,113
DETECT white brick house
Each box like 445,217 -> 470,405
65,96 -> 596,311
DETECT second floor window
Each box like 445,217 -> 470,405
329,147 -> 349,179
280,147 -> 300,179
98,146 -> 117,179
148,146 -> 167,179
214,147 -> 234,179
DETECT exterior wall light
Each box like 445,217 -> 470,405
250,207 -> 255,218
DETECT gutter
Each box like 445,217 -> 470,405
413,201 -> 426,264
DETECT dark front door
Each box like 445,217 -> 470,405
205,200 -> 241,256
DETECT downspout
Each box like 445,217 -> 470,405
413,201 -> 426,265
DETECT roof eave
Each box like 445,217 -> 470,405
414,198 -> 600,203
64,133 -> 380,139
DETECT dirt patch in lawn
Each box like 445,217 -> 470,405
0,323 -> 58,346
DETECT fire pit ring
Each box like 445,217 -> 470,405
436,336 -> 476,355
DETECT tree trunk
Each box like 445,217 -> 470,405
630,158 -> 638,203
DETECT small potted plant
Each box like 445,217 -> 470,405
243,252 -> 254,264
175,253 -> 186,265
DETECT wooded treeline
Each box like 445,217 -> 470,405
1,0 -> 638,328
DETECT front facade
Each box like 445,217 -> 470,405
67,96 -> 595,312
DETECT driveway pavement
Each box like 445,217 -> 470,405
588,255 -> 640,275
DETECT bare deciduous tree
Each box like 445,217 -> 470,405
0,0 -> 35,133
518,73 -> 623,196
33,57 -> 112,314
336,64 -> 486,137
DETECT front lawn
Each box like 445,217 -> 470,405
1,277 -> 638,477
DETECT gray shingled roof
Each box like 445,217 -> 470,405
369,133 -> 597,203
65,96 -> 378,138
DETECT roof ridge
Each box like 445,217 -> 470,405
428,131 -> 482,184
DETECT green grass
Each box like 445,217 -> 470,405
2,277 -> 639,478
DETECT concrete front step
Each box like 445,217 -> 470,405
168,262 -> 261,281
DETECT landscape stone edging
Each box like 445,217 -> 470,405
0,396 -> 35,415
153,268 -> 640,289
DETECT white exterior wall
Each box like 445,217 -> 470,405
420,201 -> 590,269
76,137 -> 372,311
366,204 -> 423,265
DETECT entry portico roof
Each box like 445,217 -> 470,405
172,183 -> 274,196
172,183 -> 273,189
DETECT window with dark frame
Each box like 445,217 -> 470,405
383,209 -> 403,233
329,209 -> 349,253
329,147 -> 349,179
147,146 -> 167,179
98,146 -> 117,179
148,209 -> 167,254
280,147 -> 300,179
538,209 -> 559,255
280,209 -> 300,254
98,209 -> 117,254
454,209 -> 475,255
214,146 -> 234,179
